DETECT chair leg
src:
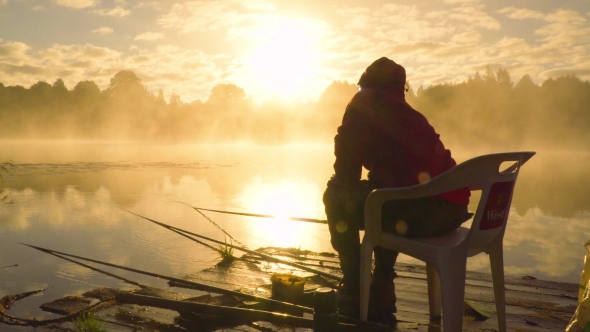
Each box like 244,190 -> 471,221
438,260 -> 467,332
359,240 -> 373,320
427,264 -> 442,317
488,244 -> 507,332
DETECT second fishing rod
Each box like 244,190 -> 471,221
125,210 -> 342,282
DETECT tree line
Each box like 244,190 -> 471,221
1,68 -> 589,150
409,68 -> 590,151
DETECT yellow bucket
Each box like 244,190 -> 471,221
270,273 -> 305,301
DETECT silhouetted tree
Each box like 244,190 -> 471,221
206,83 -> 246,107
29,81 -> 52,106
169,93 -> 182,107
0,68 -> 589,147
104,70 -> 148,100
72,80 -> 100,103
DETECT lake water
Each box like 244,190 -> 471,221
1,141 -> 589,326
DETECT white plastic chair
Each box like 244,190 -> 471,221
359,151 -> 535,331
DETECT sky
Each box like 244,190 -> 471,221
0,0 -> 589,102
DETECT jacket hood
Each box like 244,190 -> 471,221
357,57 -> 406,92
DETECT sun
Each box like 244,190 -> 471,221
245,17 -> 323,100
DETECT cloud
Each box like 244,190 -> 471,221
495,8 -> 590,49
134,32 -> 164,41
0,63 -> 47,75
53,0 -> 98,9
0,42 -> 124,89
426,4 -> 501,30
501,208 -> 590,278
0,41 -> 30,59
135,1 -> 161,10
337,4 -> 455,44
451,31 -> 481,43
158,1 -> 241,33
93,6 -> 130,17
92,27 -> 114,35
444,0 -> 479,3
545,9 -> 586,23
2,1 -> 590,102
390,41 -> 444,55
496,7 -> 545,20
37,44 -> 121,63
0,39 -> 223,101
157,0 -> 274,34
535,10 -> 590,47
33,5 -> 46,11
541,67 -> 590,79
242,0 -> 274,11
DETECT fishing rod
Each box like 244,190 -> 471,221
21,243 -> 386,329
125,210 -> 342,282
42,249 -> 145,288
177,202 -> 328,224
186,203 -> 246,247
117,293 -> 388,331
19,242 -> 313,316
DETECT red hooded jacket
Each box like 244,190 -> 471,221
333,87 -> 470,206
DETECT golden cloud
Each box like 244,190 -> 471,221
134,32 -> 165,41
451,31 -> 482,43
92,27 -> 114,35
0,41 -> 30,59
496,7 -> 545,20
93,6 -> 130,17
53,0 -> 98,9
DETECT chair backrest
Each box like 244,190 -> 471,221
458,152 -> 534,249
364,151 -> 535,249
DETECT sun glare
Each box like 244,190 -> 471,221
237,177 -> 324,248
245,17 -> 323,100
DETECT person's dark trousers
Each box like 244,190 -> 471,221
323,177 -> 470,318
323,180 -> 365,318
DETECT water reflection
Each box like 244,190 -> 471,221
1,142 -> 590,322
238,177 -> 325,248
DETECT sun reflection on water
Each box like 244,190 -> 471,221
237,176 -> 325,248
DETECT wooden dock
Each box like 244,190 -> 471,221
2,246 -> 578,331
170,246 -> 578,331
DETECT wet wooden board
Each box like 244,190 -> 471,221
174,247 -> 578,331
38,295 -> 93,315
24,246 -> 578,331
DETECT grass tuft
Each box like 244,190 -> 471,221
73,312 -> 105,332
216,236 -> 235,264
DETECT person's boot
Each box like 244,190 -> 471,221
368,272 -> 397,323
337,280 -> 360,318
336,255 -> 361,318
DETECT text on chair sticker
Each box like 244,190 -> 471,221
479,180 -> 516,230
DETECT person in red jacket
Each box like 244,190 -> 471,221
323,57 -> 471,322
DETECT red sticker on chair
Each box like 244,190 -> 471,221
479,181 -> 515,230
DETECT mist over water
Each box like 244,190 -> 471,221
1,142 -> 589,282
1,67 -> 590,324
1,67 -> 589,150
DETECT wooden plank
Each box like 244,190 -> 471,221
393,298 -> 569,331
394,262 -> 578,293
115,293 -> 389,332
394,276 -> 578,313
190,256 -> 577,316
248,248 -> 577,296
396,269 -> 578,299
174,247 -> 579,332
